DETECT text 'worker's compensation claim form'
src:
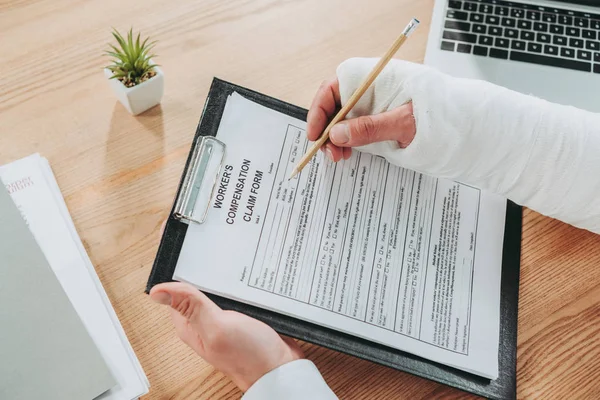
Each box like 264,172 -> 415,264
174,92 -> 507,378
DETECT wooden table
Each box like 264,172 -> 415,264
2,0 -> 600,398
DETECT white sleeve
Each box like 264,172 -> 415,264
336,58 -> 600,234
242,359 -> 338,400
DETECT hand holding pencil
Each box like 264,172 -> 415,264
289,18 -> 420,179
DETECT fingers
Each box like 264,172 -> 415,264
150,282 -> 222,330
322,143 -> 351,162
307,78 -> 341,142
168,307 -> 206,354
281,335 -> 305,359
322,142 -> 344,162
342,147 -> 352,160
307,78 -> 415,162
329,103 -> 415,148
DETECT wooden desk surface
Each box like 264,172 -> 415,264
2,0 -> 600,398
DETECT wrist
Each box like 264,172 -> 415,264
234,347 -> 302,392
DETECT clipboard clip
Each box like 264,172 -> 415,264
174,136 -> 226,224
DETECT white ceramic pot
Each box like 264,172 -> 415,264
104,65 -> 164,115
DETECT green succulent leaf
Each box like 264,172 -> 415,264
105,27 -> 158,86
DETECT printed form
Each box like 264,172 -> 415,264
174,92 -> 507,378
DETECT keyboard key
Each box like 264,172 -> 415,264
511,8 -> 524,18
526,11 -> 541,21
521,31 -> 535,41
501,17 -> 516,27
489,26 -> 503,36
528,42 -> 542,53
592,20 -> 600,30
550,24 -> 564,35
473,24 -> 486,34
574,17 -> 589,28
445,20 -> 471,31
511,40 -> 526,50
558,15 -> 573,25
542,13 -> 557,23
587,41 -> 600,51
594,64 -> 600,74
566,27 -> 581,36
447,10 -> 468,21
486,15 -> 500,25
518,20 -> 532,30
533,22 -> 548,32
449,0 -> 462,9
495,37 -> 509,48
473,45 -> 488,56
463,2 -> 478,12
441,41 -> 456,51
570,38 -> 584,48
443,30 -> 477,43
561,47 -> 575,58
536,33 -> 551,43
479,35 -> 493,45
479,3 -> 493,13
578,49 -> 592,60
553,35 -> 567,46
544,45 -> 559,56
510,51 -> 591,72
504,28 -> 518,38
495,6 -> 508,16
595,52 -> 600,62
583,29 -> 596,40
470,13 -> 484,23
490,48 -> 509,59
490,47 -> 508,60
457,43 -> 472,53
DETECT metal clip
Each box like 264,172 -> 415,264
174,136 -> 226,224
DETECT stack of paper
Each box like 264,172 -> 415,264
0,154 -> 149,400
173,92 -> 507,379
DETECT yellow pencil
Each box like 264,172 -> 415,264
289,17 -> 420,180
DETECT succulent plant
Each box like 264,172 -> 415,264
105,28 -> 158,88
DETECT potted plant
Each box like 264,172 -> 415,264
104,28 -> 163,115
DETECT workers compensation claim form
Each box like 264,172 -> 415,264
174,92 -> 507,379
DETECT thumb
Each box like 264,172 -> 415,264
329,103 -> 415,148
150,282 -> 221,326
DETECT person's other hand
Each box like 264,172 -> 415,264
150,282 -> 304,392
306,78 -> 416,162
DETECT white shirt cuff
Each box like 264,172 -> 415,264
242,359 -> 338,400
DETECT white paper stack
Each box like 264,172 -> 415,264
0,154 -> 149,400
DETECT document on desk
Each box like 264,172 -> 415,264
174,92 -> 507,379
1,154 -> 149,400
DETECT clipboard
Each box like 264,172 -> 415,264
146,78 -> 521,400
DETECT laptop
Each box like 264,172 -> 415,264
425,0 -> 600,112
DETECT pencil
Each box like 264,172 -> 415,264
288,17 -> 420,180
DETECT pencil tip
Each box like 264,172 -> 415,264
288,169 -> 298,181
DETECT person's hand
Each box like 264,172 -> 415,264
306,77 -> 416,162
150,282 -> 304,392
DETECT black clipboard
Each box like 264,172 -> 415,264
146,78 -> 521,400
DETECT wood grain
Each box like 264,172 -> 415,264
1,0 -> 599,399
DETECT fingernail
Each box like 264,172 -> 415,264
151,291 -> 172,306
330,124 -> 349,144
325,148 -> 334,162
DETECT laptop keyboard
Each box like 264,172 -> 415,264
441,0 -> 600,73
